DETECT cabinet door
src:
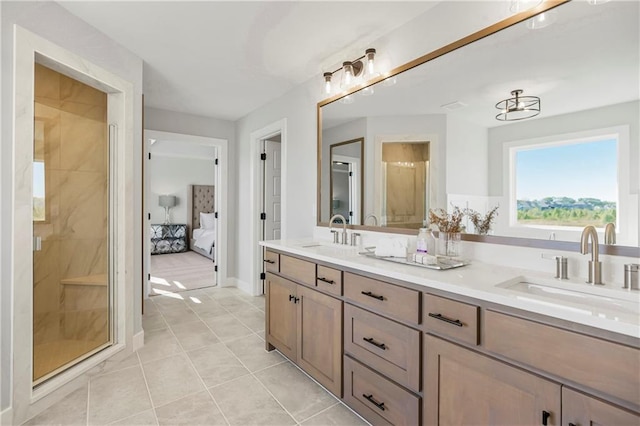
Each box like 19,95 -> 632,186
424,334 -> 561,426
563,388 -> 639,426
265,273 -> 297,360
297,285 -> 343,397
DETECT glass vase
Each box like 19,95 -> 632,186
437,232 -> 461,258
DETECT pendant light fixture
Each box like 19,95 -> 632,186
495,89 -> 541,121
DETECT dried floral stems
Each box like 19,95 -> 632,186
428,205 -> 500,235
428,206 -> 465,233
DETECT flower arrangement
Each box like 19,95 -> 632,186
464,205 -> 499,235
428,206 -> 465,233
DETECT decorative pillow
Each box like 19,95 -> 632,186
200,212 -> 216,229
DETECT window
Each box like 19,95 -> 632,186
513,137 -> 617,229
33,161 -> 46,221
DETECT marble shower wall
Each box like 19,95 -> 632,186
33,64 -> 109,380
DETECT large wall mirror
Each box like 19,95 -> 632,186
318,0 -> 639,255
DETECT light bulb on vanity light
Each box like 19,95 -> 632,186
340,61 -> 355,90
360,48 -> 378,96
322,72 -> 332,96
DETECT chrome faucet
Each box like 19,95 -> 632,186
604,222 -> 616,245
329,214 -> 348,245
364,214 -> 379,226
580,225 -> 603,285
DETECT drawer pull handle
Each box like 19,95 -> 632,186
363,337 -> 387,350
361,291 -> 384,301
264,259 -> 275,264
568,423 -> 577,426
317,277 -> 335,284
362,394 -> 386,411
428,313 -> 463,327
289,294 -> 295,302
542,410 -> 551,426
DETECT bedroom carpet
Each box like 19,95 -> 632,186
150,251 -> 216,295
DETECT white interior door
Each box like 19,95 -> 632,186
263,139 -> 281,240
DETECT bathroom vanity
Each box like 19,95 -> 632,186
261,240 -> 640,426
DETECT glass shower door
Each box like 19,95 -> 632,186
33,63 -> 111,384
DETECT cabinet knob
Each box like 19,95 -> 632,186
289,294 -> 294,302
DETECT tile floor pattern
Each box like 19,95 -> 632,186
23,287 -> 369,426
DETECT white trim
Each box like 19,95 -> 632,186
143,130 -> 230,292
11,26 -> 135,425
250,119 -> 287,297
1,407 -> 13,425
133,330 -> 145,352
227,277 -> 253,296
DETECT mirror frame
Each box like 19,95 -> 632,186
316,0 -> 639,257
329,137 -> 365,225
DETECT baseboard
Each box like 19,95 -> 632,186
133,330 -> 145,352
228,277 -> 254,295
1,406 -> 13,425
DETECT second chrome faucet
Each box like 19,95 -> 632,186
580,225 -> 603,285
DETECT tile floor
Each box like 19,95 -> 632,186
23,287 -> 368,426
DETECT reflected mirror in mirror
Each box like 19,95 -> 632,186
328,138 -> 363,225
318,0 -> 639,249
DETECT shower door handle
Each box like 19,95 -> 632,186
34,236 -> 42,251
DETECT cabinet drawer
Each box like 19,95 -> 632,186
485,310 -> 640,408
424,293 -> 479,345
345,304 -> 421,392
264,250 -> 279,273
344,356 -> 420,426
344,273 -> 420,324
280,255 -> 315,287
316,265 -> 342,296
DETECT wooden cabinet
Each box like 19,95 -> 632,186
562,388 -> 640,426
297,285 -> 343,396
424,293 -> 479,346
484,310 -> 640,408
264,250 -> 280,273
344,304 -> 421,393
424,334 -> 561,426
344,272 -> 420,325
344,356 -> 420,426
265,273 -> 343,396
265,273 -> 297,360
263,248 -> 640,424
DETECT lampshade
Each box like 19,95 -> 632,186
158,195 -> 176,208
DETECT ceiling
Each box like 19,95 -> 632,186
58,1 -> 439,121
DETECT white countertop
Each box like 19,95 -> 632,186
261,239 -> 640,339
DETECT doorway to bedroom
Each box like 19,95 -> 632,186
144,130 -> 228,298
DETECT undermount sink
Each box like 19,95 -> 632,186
495,276 -> 640,322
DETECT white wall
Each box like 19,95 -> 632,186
150,156 -> 215,224
1,0 -> 143,417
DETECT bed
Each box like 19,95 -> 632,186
187,184 -> 216,260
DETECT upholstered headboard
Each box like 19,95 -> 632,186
187,184 -> 215,232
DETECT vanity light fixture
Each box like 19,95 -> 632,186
495,89 -> 541,121
510,0 -> 542,13
321,48 -> 377,98
526,10 -> 557,29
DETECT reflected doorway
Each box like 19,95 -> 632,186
381,141 -> 430,229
